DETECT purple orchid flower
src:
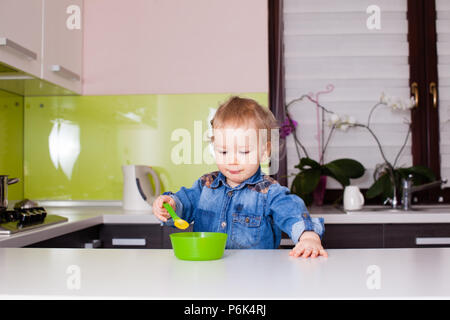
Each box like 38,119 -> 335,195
280,115 -> 298,139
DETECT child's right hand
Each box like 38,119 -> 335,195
152,195 -> 176,222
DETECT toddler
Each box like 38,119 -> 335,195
152,96 -> 327,258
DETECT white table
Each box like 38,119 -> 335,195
1,247 -> 449,299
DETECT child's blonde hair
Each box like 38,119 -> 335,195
210,96 -> 280,146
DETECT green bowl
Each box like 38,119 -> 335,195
169,232 -> 228,261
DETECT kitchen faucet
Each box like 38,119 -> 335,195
400,174 -> 448,211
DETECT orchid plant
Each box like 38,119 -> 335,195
362,94 -> 435,205
282,89 -> 436,206
282,87 -> 365,206
328,93 -> 435,205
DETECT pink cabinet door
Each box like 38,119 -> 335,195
0,0 -> 43,78
42,0 -> 83,94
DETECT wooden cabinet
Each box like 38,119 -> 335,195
25,224 -> 193,249
282,223 -> 450,249
100,224 -> 163,249
384,224 -> 450,248
0,0 -> 82,94
321,224 -> 384,249
26,224 -> 162,249
25,223 -> 450,249
42,0 -> 83,94
26,225 -> 101,248
0,0 -> 43,78
280,224 -> 384,249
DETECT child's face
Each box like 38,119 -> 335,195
212,124 -> 269,188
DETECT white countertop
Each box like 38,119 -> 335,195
2,204 -> 450,248
1,247 -> 450,299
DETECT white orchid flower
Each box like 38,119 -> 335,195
347,116 -> 356,125
380,93 -> 416,111
341,114 -> 356,126
328,113 -> 357,130
330,113 -> 340,125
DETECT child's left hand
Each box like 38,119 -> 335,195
289,231 -> 328,258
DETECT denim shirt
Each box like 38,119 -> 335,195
162,166 -> 325,249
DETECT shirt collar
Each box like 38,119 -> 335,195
210,166 -> 264,190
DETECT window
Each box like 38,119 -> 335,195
268,0 -> 449,203
283,0 -> 411,189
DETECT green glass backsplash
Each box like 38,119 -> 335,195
23,93 -> 268,200
0,90 -> 24,201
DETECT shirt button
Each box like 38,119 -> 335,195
303,213 -> 308,218
227,191 -> 233,197
221,221 -> 227,228
245,217 -> 250,223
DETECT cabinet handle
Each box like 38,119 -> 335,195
415,237 -> 450,245
0,37 -> 37,60
112,238 -> 146,246
411,82 -> 419,108
429,82 -> 437,109
50,65 -> 80,81
84,239 -> 102,248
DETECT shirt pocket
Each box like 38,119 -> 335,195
230,213 -> 262,249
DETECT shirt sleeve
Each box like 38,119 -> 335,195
267,183 -> 325,244
162,177 -> 203,225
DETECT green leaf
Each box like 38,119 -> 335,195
366,173 -> 391,199
290,168 -> 321,196
323,162 -> 350,187
382,175 -> 395,200
397,166 -> 436,183
294,157 -> 321,171
326,158 -> 365,179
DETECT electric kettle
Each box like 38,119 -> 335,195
122,165 -> 161,212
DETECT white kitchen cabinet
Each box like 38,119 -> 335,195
42,0 -> 83,94
0,0 -> 43,78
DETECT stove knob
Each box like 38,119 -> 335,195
30,209 -> 39,223
6,211 -> 16,222
39,209 -> 47,221
20,212 -> 31,226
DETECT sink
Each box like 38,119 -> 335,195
347,205 -> 450,215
